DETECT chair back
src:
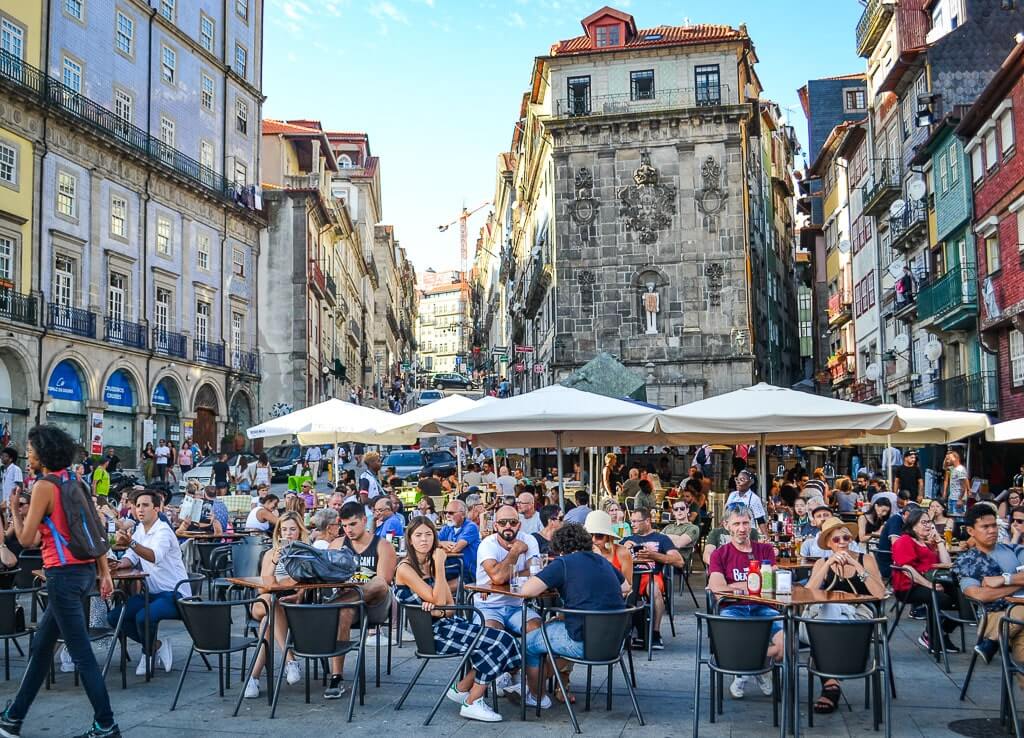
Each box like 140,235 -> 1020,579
196,541 -> 235,570
576,606 -> 641,662
177,597 -> 237,652
697,612 -> 780,673
796,616 -> 884,677
228,543 -> 266,578
954,586 -> 979,623
0,587 -> 38,636
175,575 -> 207,600
402,603 -> 439,656
14,552 -> 41,589
282,601 -> 362,656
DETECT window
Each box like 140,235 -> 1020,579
855,271 -> 876,316
985,130 -> 998,170
1001,110 -> 1016,158
56,171 -> 76,218
948,142 -> 959,183
595,24 -> 620,47
234,43 -> 247,77
62,56 -> 82,92
64,0 -> 83,21
160,0 -> 174,21
235,98 -> 248,134
108,272 -> 124,322
114,89 -> 132,125
844,89 -> 866,111
566,76 -> 590,116
199,14 -> 214,52
200,141 -> 214,171
1,19 -> 24,60
195,300 -> 210,344
0,142 -> 15,185
200,73 -> 214,111
235,0 -> 248,20
54,255 -> 74,307
160,116 -> 174,147
115,11 -> 133,55
630,70 -> 655,101
232,247 -> 244,276
155,288 -> 171,335
160,45 -> 175,84
1012,330 -> 1024,387
0,235 -> 12,282
1018,210 -> 1024,255
197,234 -> 210,270
110,196 -> 127,238
156,216 -> 172,256
938,153 -> 949,192
233,160 -> 246,185
971,145 -> 984,184
901,92 -> 914,139
695,64 -> 721,105
231,312 -> 243,356
986,234 -> 1001,274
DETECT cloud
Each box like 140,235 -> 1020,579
369,1 -> 409,24
507,11 -> 526,28
280,0 -> 312,21
324,1 -> 343,16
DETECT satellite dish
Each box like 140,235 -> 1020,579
889,199 -> 907,218
893,333 -> 910,353
888,261 -> 905,279
865,362 -> 881,381
925,338 -> 943,363
837,239 -> 851,254
908,177 -> 927,201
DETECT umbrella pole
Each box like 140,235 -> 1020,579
457,437 -> 463,496
887,434 -> 893,492
758,433 -> 767,502
556,432 -> 565,509
333,432 -> 339,488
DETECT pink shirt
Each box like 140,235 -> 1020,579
709,541 -> 777,585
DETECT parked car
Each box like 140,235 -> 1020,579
416,389 -> 445,406
382,449 -> 458,481
432,372 -> 473,390
177,452 -> 257,493
265,443 -> 303,482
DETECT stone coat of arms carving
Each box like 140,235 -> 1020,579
617,153 -> 676,244
570,168 -> 598,225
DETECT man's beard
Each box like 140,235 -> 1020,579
500,528 -> 517,542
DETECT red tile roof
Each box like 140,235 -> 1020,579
262,119 -> 323,135
550,23 -> 745,57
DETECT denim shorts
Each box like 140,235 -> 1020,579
525,620 -> 585,667
475,601 -> 540,634
719,604 -> 784,637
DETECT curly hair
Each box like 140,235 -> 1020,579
27,424 -> 75,472
551,523 -> 593,556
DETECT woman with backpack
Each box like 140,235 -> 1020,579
1,424 -> 119,738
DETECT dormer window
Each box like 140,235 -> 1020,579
595,24 -> 620,47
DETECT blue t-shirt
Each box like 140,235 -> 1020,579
537,551 -> 625,641
438,520 -> 480,579
622,531 -> 677,575
375,514 -> 404,539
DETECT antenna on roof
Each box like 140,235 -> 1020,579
683,16 -> 691,27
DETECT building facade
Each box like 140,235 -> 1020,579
0,0 -> 265,463
416,269 -> 470,377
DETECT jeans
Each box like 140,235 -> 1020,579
525,620 -> 584,668
719,604 -> 785,637
8,563 -> 114,727
106,590 -> 183,654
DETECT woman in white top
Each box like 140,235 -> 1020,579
250,453 -> 272,489
245,494 -> 279,532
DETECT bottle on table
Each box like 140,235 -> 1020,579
761,560 -> 774,595
747,559 -> 762,597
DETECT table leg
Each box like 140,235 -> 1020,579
520,599 -> 528,722
786,607 -> 797,736
266,593 -> 277,706
144,583 -> 152,682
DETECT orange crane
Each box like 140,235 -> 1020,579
438,200 -> 491,278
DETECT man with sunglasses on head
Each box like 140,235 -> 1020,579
662,499 -> 699,555
438,498 -> 480,583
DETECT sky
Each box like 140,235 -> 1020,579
262,0 -> 864,273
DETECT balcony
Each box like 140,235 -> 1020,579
828,352 -> 855,388
325,273 -> 337,305
827,290 -> 853,327
856,0 -> 894,57
231,347 -> 260,376
934,372 -> 997,413
347,318 -> 362,346
553,85 -> 731,118
888,201 -> 927,251
851,379 -> 880,404
916,267 -> 978,332
194,339 -> 225,367
153,328 -> 187,359
0,287 -> 37,327
48,303 -> 96,338
308,260 -> 326,298
104,317 -> 147,349
862,159 -> 902,216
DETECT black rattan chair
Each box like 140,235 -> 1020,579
0,586 -> 40,680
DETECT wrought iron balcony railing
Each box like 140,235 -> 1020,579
48,303 -> 95,338
0,287 -> 37,327
231,347 -> 260,375
153,328 -> 187,359
104,317 -> 147,349
194,339 -> 225,366
554,85 -> 730,117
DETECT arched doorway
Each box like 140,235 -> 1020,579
46,359 -> 88,447
103,369 -> 137,467
0,349 -> 31,451
227,391 -> 253,451
193,383 -> 219,450
151,378 -> 183,448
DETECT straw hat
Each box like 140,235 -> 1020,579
584,510 -> 620,539
816,516 -> 851,551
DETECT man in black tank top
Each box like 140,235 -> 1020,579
321,501 -> 396,699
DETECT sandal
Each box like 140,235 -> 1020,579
813,682 -> 841,714
554,671 -> 575,704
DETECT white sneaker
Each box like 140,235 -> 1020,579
460,698 -> 503,722
157,640 -> 173,673
284,659 -> 301,685
135,653 -> 149,677
494,672 -> 517,696
755,673 -> 773,696
730,676 -> 748,699
446,685 -> 470,704
59,645 -> 75,673
244,677 -> 261,699
523,690 -> 552,709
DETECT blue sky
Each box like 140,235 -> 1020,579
262,0 -> 863,272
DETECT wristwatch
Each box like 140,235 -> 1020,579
1004,572 -> 1013,586
129,539 -> 139,550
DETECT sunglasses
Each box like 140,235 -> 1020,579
1013,518 -> 1024,525
831,533 -> 853,543
673,505 -> 688,511
495,518 -> 519,527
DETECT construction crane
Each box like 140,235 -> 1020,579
438,200 -> 491,278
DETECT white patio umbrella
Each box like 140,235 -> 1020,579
432,384 -> 666,506
374,394 -> 482,444
986,417 -> 1024,443
245,398 -> 396,445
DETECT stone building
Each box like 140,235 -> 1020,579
416,269 -> 470,377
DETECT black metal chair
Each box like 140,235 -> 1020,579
959,594 -> 992,702
195,542 -> 239,598
394,602 -> 493,726
677,548 -> 701,609
538,605 -> 645,734
999,612 -> 1024,738
172,596 -> 264,713
794,616 -> 892,738
692,611 -> 785,738
931,572 -> 974,674
0,586 -> 40,680
213,543 -> 267,600
39,588 -> 127,689
270,599 -> 367,722
663,568 -> 677,636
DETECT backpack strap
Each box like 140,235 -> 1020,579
37,474 -> 69,565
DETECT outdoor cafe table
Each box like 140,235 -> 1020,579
710,584 -> 887,735
224,575 -> 362,706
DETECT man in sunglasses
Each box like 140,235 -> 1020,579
438,498 -> 480,583
662,500 -> 699,554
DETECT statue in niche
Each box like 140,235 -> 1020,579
643,282 -> 660,334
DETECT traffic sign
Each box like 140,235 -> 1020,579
532,362 -> 545,374
515,345 -> 534,354
401,362 -> 410,371
492,345 -> 508,355
514,361 -> 526,373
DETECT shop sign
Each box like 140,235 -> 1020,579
47,360 -> 84,402
103,370 -> 135,409
90,412 -> 104,455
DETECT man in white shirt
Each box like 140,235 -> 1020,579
154,439 -> 171,481
516,492 -> 542,535
358,450 -> 384,499
305,445 -> 323,479
725,470 -> 768,534
495,466 -> 517,497
1,447 -> 24,503
475,504 -> 542,635
463,464 -> 484,488
480,461 -> 497,485
109,489 -> 190,675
